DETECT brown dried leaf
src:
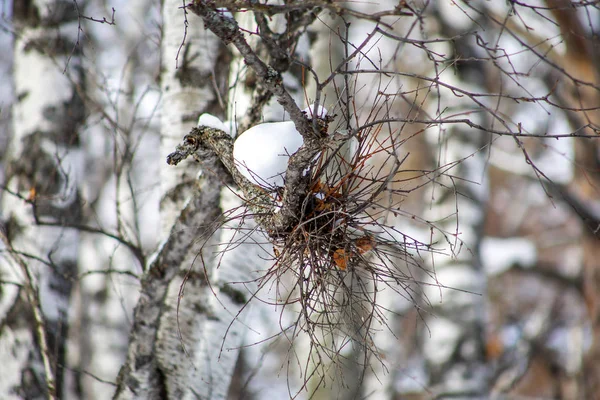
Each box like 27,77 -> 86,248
355,236 -> 376,254
333,248 -> 348,270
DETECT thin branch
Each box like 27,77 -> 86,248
0,233 -> 57,400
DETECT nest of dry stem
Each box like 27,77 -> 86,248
167,104 -> 442,382
166,104 -> 444,386
251,121 -> 437,373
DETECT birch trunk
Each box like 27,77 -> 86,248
0,1 -> 86,398
114,1 -> 259,398
420,134 -> 489,396
159,0 -> 230,239
544,1 -> 600,395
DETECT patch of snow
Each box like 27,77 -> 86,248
198,113 -> 229,134
233,120 -> 302,188
480,236 -> 537,275
303,104 -> 327,119
233,104 -> 327,188
216,7 -> 234,20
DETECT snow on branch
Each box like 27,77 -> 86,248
166,101 -> 439,385
166,113 -> 334,233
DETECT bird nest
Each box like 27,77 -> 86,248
168,109 -> 438,380
248,120 -> 436,371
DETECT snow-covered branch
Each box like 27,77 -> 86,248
167,117 -> 340,233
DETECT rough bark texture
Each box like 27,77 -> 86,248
113,173 -> 221,399
160,0 -> 231,240
114,1 -> 256,398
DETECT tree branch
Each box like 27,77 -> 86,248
189,2 -> 315,139
167,121 -> 343,234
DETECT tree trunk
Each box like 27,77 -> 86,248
114,2 -> 260,398
1,1 -> 86,398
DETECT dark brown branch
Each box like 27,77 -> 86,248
167,124 -> 341,234
189,2 -> 316,139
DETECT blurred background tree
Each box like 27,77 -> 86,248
1,1 -> 599,399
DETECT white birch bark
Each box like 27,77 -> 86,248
0,1 -> 85,398
160,0 -> 227,239
157,4 -> 245,396
114,157 -> 262,399
154,187 -> 263,399
420,133 -> 489,396
114,1 -> 258,398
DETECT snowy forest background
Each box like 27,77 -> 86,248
1,0 -> 600,399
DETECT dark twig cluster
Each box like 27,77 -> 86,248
167,105 -> 443,387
